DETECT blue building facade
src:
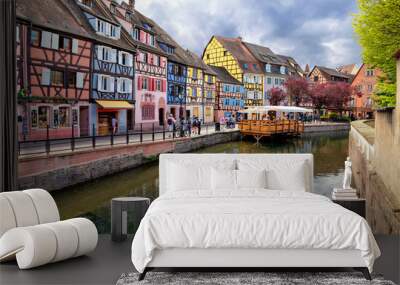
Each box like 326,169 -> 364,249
166,61 -> 187,119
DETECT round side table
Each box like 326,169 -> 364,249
111,197 -> 150,242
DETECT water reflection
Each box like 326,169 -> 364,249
53,131 -> 349,233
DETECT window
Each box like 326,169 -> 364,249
366,69 -> 374,77
243,63 -> 248,70
59,36 -> 71,51
223,51 -> 228,56
156,80 -> 161,91
142,77 -> 148,90
110,3 -> 116,14
51,70 -> 64,86
143,52 -> 148,63
31,30 -> 40,46
38,106 -> 49,128
267,77 -> 272,84
253,64 -> 257,70
31,109 -> 38,128
149,34 -> 155,46
68,71 -> 77,87
95,18 -> 120,39
154,55 -> 160,66
280,66 -> 286,74
98,75 -> 114,92
53,109 -> 59,127
117,78 -> 132,93
313,76 -> 319,82
367,84 -> 373,92
119,51 -> 133,66
125,11 -> 132,21
265,64 -> 271,73
142,105 -> 155,120
98,46 -> 116,62
59,107 -> 70,127
133,28 -> 140,41
274,78 -> 279,85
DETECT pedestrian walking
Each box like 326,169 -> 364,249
112,116 -> 118,134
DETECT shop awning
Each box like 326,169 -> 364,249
96,100 -> 133,109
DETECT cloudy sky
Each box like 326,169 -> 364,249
135,0 -> 361,70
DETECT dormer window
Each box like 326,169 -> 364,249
149,34 -> 155,46
77,0 -> 92,7
143,23 -> 152,31
125,11 -> 132,21
265,64 -> 271,72
159,42 -> 175,54
243,63 -> 248,70
92,17 -> 120,39
110,3 -> 116,14
280,66 -> 286,74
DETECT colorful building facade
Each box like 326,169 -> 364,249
243,42 -> 304,105
16,0 -> 94,140
350,64 -> 382,119
101,0 -> 169,128
78,0 -> 136,135
209,66 -> 245,121
202,67 -> 217,123
203,36 -> 264,107
185,65 -> 204,119
308,66 -> 353,84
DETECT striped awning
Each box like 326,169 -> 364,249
96,100 -> 133,109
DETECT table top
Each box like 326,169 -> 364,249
111,197 -> 150,202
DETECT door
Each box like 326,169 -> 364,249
79,106 -> 89,136
186,110 -> 191,119
158,108 -> 164,126
171,107 -> 176,119
127,109 -> 133,130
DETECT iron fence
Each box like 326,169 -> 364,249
18,122 -> 227,157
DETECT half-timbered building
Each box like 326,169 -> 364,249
308,66 -> 353,85
202,66 -> 218,123
16,0 -> 94,140
101,0 -> 169,128
209,66 -> 245,121
77,0 -> 136,135
243,42 -> 304,105
203,36 -> 264,107
350,64 -> 382,119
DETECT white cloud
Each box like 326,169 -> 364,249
135,0 -> 361,68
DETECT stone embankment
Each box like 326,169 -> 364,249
18,122 -> 350,192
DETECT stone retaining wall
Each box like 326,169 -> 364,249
302,122 -> 350,133
18,131 -> 240,191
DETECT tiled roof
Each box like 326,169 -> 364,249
243,42 -> 286,66
214,36 -> 263,74
337,64 -> 358,75
16,0 -> 135,51
208,65 -> 242,85
316,65 -> 352,79
276,54 -> 304,75
135,10 -> 189,65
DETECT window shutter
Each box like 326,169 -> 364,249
41,68 -> 51,85
97,75 -> 103,91
97,46 -> 103,61
137,76 -> 142,90
117,78 -> 121,93
140,30 -> 146,43
51,33 -> 59,49
111,49 -> 117,63
127,54 -> 133,67
162,79 -> 166,92
109,77 -> 115,92
115,27 -> 121,39
118,51 -> 123,65
41,31 -> 52,48
76,72 -> 84,88
72,39 -> 79,54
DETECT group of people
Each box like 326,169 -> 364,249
219,115 -> 236,129
167,114 -> 202,137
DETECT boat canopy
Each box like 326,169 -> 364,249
240,106 -> 313,114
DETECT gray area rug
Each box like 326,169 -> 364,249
116,272 -> 395,285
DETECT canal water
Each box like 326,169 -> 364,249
52,131 -> 349,234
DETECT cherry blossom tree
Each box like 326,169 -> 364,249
283,76 -> 310,106
309,82 -> 354,114
268,87 -> 286,106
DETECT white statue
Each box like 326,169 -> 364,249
343,157 -> 352,190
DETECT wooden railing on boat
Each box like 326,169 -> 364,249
238,119 -> 305,142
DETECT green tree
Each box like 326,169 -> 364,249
353,0 -> 400,107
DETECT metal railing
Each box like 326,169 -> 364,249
18,122 -> 227,157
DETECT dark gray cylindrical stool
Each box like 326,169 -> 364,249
111,197 -> 150,242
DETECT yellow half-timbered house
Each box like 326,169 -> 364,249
203,36 -> 264,107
